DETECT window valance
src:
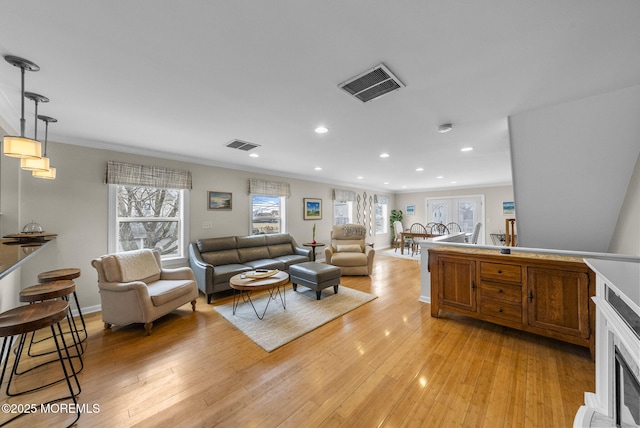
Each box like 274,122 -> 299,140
248,178 -> 291,197
375,194 -> 389,204
333,189 -> 356,201
106,161 -> 192,190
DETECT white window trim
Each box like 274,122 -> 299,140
108,184 -> 189,265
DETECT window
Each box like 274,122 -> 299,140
333,200 -> 353,225
110,185 -> 188,260
106,161 -> 192,262
426,195 -> 484,242
333,189 -> 356,225
251,195 -> 286,235
375,201 -> 388,234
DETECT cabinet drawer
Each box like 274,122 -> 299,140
479,281 -> 521,303
479,299 -> 522,323
480,262 -> 522,283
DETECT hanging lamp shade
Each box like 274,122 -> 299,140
32,166 -> 56,180
21,156 -> 50,171
3,136 -> 42,159
3,55 -> 42,159
32,115 -> 57,180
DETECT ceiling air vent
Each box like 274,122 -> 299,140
338,63 -> 405,103
225,139 -> 260,151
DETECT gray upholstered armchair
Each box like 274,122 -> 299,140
324,224 -> 375,275
91,249 -> 199,335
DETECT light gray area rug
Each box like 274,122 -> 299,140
213,286 -> 377,352
379,247 -> 421,260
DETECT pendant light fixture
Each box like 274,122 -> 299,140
32,115 -> 57,180
2,55 -> 42,159
20,92 -> 50,171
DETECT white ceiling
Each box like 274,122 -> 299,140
1,1 -> 639,192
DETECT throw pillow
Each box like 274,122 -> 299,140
336,244 -> 362,253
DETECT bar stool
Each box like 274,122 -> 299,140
37,268 -> 86,342
0,300 -> 81,427
18,280 -> 85,370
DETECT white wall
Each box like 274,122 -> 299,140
509,84 -> 640,252
394,185 -> 514,245
1,140 -> 394,311
609,152 -> 640,256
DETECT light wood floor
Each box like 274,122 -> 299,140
1,254 -> 594,427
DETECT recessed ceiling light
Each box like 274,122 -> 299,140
461,147 -> 474,152
436,175 -> 444,179
249,153 -> 259,158
450,181 -> 457,184
438,123 -> 453,133
357,176 -> 363,179
379,153 -> 390,158
416,167 -> 424,172
383,181 -> 389,185
314,167 -> 322,171
315,126 -> 328,134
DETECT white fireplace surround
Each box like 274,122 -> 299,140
574,259 -> 640,427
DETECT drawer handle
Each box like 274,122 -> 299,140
498,288 -> 503,293
497,308 -> 503,312
498,270 -> 503,274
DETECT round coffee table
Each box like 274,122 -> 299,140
229,270 -> 289,319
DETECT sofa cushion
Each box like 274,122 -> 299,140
331,252 -> 368,267
147,279 -> 195,306
202,249 -> 241,266
237,235 -> 270,263
212,264 -> 252,284
274,254 -> 310,269
269,243 -> 294,258
336,244 -> 362,253
243,259 -> 285,270
197,237 -> 237,253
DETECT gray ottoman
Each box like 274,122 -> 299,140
289,262 -> 341,300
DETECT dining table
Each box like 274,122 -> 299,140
400,230 -> 435,255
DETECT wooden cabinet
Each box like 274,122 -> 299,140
429,247 -> 595,356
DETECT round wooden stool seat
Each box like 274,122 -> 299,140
0,300 -> 69,337
38,268 -> 81,283
19,280 -> 76,303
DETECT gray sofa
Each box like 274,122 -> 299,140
189,233 -> 311,303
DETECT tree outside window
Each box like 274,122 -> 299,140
113,185 -> 185,258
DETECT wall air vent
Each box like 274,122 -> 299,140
338,63 -> 405,103
225,139 -> 261,151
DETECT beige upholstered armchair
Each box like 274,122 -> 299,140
91,249 -> 199,335
324,224 -> 375,275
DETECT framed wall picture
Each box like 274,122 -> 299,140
503,201 -> 515,215
303,198 -> 322,220
406,205 -> 415,216
208,191 -> 232,210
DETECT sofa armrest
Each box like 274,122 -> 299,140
294,245 -> 312,259
98,280 -> 149,295
161,266 -> 196,281
324,246 -> 334,262
189,243 -> 213,293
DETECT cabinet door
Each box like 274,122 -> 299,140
526,267 -> 590,338
438,257 -> 476,312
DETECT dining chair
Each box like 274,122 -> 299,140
431,223 -> 450,235
409,223 -> 428,256
446,222 -> 462,233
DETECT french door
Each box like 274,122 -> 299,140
426,196 -> 484,243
